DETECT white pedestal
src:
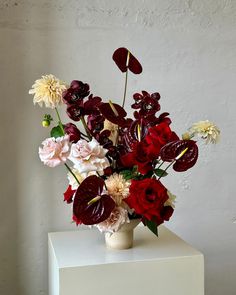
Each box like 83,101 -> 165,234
48,226 -> 204,295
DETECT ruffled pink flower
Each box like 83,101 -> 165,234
96,207 -> 129,233
69,138 -> 110,175
39,135 -> 70,167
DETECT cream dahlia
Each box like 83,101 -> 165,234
189,120 -> 220,144
105,173 -> 131,206
29,74 -> 67,108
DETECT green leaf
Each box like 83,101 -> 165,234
144,219 -> 158,236
154,168 -> 168,177
50,125 -> 64,138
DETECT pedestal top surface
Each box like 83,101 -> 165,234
48,226 -> 202,268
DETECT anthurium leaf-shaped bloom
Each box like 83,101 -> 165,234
99,102 -> 127,127
112,47 -> 142,74
160,140 -> 198,172
73,175 -> 115,225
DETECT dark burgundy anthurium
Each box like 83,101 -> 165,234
112,47 -> 142,74
73,175 -> 115,225
99,102 -> 127,127
160,140 -> 198,172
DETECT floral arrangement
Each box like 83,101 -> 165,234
29,48 -> 220,236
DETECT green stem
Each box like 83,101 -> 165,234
122,70 -> 129,108
55,107 -> 65,135
158,160 -> 175,180
64,163 -> 80,185
80,116 -> 92,140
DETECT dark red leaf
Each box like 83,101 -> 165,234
160,140 -> 198,172
73,175 -> 115,225
112,47 -> 142,74
99,102 -> 127,127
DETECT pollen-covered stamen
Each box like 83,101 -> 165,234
109,100 -> 119,117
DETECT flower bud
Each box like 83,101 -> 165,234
42,119 -> 50,127
182,132 -> 191,140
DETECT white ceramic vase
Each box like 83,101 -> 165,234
105,219 -> 141,250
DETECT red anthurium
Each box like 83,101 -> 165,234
112,47 -> 142,74
99,102 -> 127,127
64,185 -> 76,204
73,175 -> 115,225
160,140 -> 198,172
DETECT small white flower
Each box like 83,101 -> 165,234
189,120 -> 220,144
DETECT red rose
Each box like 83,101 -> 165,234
145,122 -> 179,159
121,141 -> 152,174
124,178 -> 173,225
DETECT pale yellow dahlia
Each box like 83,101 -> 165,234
105,173 -> 130,206
189,120 -> 220,144
103,119 -> 118,144
29,74 -> 67,108
164,190 -> 176,209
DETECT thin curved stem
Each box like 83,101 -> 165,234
55,107 -> 65,135
64,163 -> 80,185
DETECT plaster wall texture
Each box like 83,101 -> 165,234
0,0 -> 235,294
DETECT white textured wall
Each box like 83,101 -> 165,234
0,1 -> 235,294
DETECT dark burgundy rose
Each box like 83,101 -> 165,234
160,140 -> 198,172
83,95 -> 102,116
63,80 -> 90,105
73,175 -> 115,225
70,80 -> 90,98
66,104 -> 83,121
99,102 -> 127,127
64,123 -> 81,143
112,47 -> 142,74
87,114 -> 105,133
64,185 -> 76,204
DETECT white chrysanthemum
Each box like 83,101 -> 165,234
189,120 -> 220,144
105,173 -> 131,206
164,190 -> 176,209
67,168 -> 84,190
96,207 -> 129,233
29,74 -> 67,108
103,119 -> 118,144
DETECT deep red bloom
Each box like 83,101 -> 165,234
73,176 -> 115,225
72,214 -> 82,225
124,178 -> 173,224
121,141 -> 152,174
160,140 -> 198,172
145,123 -> 179,159
63,185 -> 76,204
112,47 -> 142,74
64,123 -> 81,143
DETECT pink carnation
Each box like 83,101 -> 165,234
39,135 -> 70,167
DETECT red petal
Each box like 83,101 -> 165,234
113,47 -> 142,74
63,185 -> 76,204
99,102 -> 127,126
